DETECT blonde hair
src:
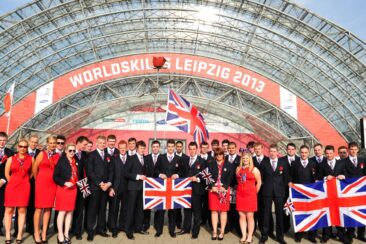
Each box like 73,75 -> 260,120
17,138 -> 29,146
239,152 -> 254,170
46,135 -> 57,143
66,143 -> 76,150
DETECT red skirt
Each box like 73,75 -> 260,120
208,188 -> 230,211
55,185 -> 77,211
5,181 -> 30,207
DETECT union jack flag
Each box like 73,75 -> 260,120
290,177 -> 366,233
197,167 -> 214,185
143,177 -> 192,210
76,177 -> 91,198
166,89 -> 209,145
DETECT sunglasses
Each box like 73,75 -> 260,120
18,145 -> 28,149
57,142 -> 65,145
68,149 -> 76,153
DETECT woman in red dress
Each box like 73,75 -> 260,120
53,144 -> 78,244
3,139 -> 33,244
32,136 -> 59,243
207,147 -> 234,241
236,151 -> 262,243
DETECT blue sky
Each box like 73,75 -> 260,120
0,0 -> 365,41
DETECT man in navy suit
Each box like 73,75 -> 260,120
280,142 -> 300,233
85,135 -> 113,241
253,142 -> 273,237
142,140 -> 161,232
154,139 -> 184,238
124,140 -> 153,240
71,136 -> 89,240
345,142 -> 366,242
259,144 -> 290,244
318,145 -> 350,244
177,142 -> 207,239
200,141 -> 214,227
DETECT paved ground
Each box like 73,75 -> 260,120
3,226 -> 363,244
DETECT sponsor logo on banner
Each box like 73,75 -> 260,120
102,118 -> 126,123
35,81 -> 54,114
280,86 -> 297,120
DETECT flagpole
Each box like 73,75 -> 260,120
6,104 -> 12,135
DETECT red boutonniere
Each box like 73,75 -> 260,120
312,167 -> 316,174
279,166 -> 283,174
0,155 -> 8,164
360,163 -> 364,169
106,156 -> 111,162
196,163 -> 201,170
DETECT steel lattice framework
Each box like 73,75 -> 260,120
0,0 -> 365,147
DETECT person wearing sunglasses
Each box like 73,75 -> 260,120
56,135 -> 66,156
207,147 -> 235,241
0,131 -> 15,237
32,135 -> 60,244
53,144 -> 79,244
3,139 -> 32,244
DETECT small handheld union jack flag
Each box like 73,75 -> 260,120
283,197 -> 295,216
197,167 -> 214,185
76,177 -> 91,198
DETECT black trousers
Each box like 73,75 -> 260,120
255,193 -> 273,233
86,189 -> 108,234
183,194 -> 203,237
108,189 -> 128,232
323,226 -> 350,242
227,203 -> 240,235
261,196 -> 285,241
155,209 -> 176,234
71,189 -> 85,236
347,226 -> 365,238
125,190 -> 144,235
201,191 -> 211,226
143,209 -> 159,231
176,209 -> 182,228
0,205 -> 4,230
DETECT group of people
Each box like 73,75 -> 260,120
0,131 -> 365,244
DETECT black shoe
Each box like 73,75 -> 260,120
170,232 -> 176,238
278,240 -> 287,244
75,235 -> 82,240
87,234 -> 94,242
191,235 -> 198,239
268,233 -> 276,239
155,232 -> 162,237
135,230 -> 149,235
259,237 -> 267,244
309,238 -> 317,243
176,224 -> 182,230
126,233 -> 135,240
218,233 -> 224,241
320,237 -> 329,243
177,230 -> 189,235
295,238 -> 301,243
41,239 -> 48,244
96,231 -> 110,237
112,231 -> 118,238
357,235 -> 366,242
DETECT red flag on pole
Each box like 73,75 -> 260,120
4,83 -> 15,117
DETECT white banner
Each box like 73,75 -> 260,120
280,86 -> 297,120
35,81 -> 54,114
